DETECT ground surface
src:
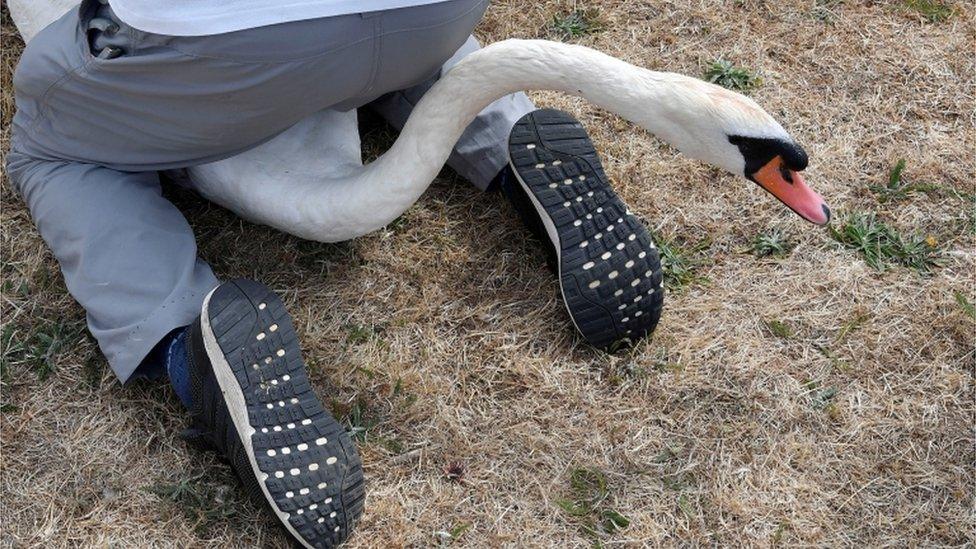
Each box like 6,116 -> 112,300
1,1 -> 974,547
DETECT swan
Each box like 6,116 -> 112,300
10,1 -> 829,244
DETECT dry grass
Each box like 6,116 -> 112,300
2,0 -> 974,546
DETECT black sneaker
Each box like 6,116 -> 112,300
503,109 -> 665,348
183,279 -> 364,548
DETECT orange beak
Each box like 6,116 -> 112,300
750,156 -> 830,225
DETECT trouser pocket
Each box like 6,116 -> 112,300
80,0 -> 132,60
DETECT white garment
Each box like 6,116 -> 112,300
109,0 -> 449,36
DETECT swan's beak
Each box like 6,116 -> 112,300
750,156 -> 830,225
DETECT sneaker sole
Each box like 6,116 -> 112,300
200,280 -> 364,548
508,109 -> 665,347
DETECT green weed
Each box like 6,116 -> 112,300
335,397 -> 381,442
653,232 -> 711,291
869,159 -> 939,202
652,444 -> 682,464
810,386 -> 838,410
874,159 -> 974,204
815,344 -> 852,373
812,0 -> 843,21
606,338 -> 633,353
771,521 -> 790,543
0,319 -> 85,381
765,319 -> 794,339
0,279 -> 30,299
834,310 -> 871,344
662,472 -> 695,492
600,509 -> 631,533
386,213 -> 410,232
555,468 -> 631,542
751,229 -> 793,258
901,0 -> 953,21
550,9 -> 604,40
434,521 -> 472,546
557,468 -> 609,516
804,379 -> 839,411
677,493 -> 695,519
82,354 -> 104,388
344,323 -> 382,345
828,212 -> 940,272
148,474 -> 239,534
953,291 -> 975,320
704,60 -> 761,91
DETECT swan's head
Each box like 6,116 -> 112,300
638,75 -> 830,225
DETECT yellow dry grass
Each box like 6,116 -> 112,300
2,0 -> 974,547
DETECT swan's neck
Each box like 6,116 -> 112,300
372,39 -> 703,196
296,40 -> 763,241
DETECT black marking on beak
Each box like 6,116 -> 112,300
728,135 -> 808,176
779,163 -> 794,184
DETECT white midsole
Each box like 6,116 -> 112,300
199,287 -> 315,549
507,159 -> 586,338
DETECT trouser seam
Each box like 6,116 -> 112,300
359,15 -> 383,97
22,59 -> 96,138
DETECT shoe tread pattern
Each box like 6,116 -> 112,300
508,109 -> 664,347
205,280 -> 365,548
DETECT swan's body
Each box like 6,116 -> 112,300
10,0 -> 828,243
8,0 -> 75,41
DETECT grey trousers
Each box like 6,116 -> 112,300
6,0 -> 535,382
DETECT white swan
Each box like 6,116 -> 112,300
10,1 -> 829,243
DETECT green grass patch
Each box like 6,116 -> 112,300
869,158 -> 945,202
901,0 -> 953,21
1,319 -> 85,381
148,474 -> 239,534
815,344 -> 853,373
0,279 -> 31,300
751,229 -> 793,258
765,319 -> 794,339
555,468 -> 631,543
954,291 -> 975,320
556,468 -> 608,517
344,322 -> 383,345
812,0 -> 843,21
550,9 -> 604,40
652,232 -> 711,291
331,397 -> 381,442
676,493 -> 695,519
828,212 -> 940,272
811,386 -> 838,410
804,380 -> 839,412
833,310 -> 871,344
434,521 -> 472,546
703,60 -> 761,92
870,159 -> 974,203
332,381 -> 414,451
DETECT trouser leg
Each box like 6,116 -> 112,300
366,36 -> 536,190
5,151 -> 219,382
7,0 -> 492,382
